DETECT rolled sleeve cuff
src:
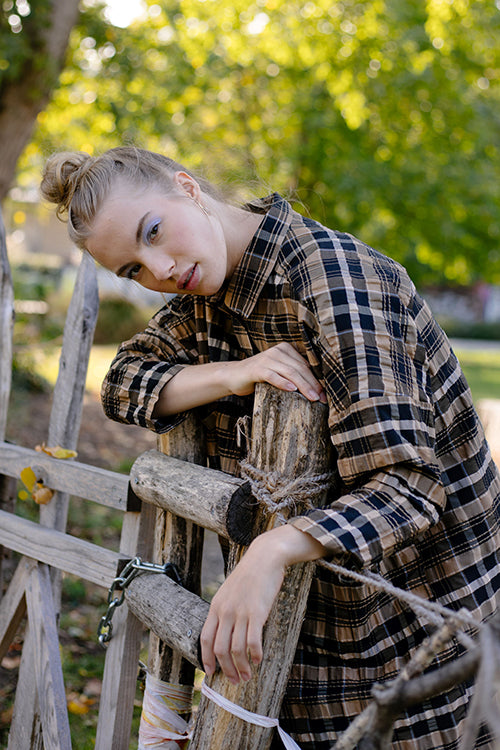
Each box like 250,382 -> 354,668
102,360 -> 190,434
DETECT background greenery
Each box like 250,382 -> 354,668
1,0 -> 499,287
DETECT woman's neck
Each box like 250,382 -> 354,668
211,199 -> 265,278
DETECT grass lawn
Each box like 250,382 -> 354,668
22,343 -> 120,395
453,347 -> 500,402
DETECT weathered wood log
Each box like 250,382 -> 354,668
0,441 -> 134,511
126,570 -> 208,670
190,384 -> 332,750
130,449 -> 255,542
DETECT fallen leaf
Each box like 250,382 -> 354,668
32,485 -> 54,505
35,444 -> 77,459
20,466 -> 37,493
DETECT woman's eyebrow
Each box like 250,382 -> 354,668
115,212 -> 150,277
135,212 -> 150,245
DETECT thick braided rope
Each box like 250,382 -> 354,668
238,458 -> 333,523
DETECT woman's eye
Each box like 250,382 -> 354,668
127,263 -> 142,280
146,220 -> 160,244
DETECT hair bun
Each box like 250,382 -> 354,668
40,151 -> 93,217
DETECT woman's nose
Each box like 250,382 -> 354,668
147,253 -> 175,281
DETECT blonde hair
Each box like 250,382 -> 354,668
40,146 -> 222,249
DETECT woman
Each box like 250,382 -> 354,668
41,147 -> 500,749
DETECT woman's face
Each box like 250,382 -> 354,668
86,173 -> 232,296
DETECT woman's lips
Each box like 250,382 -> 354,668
177,263 -> 199,291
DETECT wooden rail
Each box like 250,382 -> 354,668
0,442 -> 134,510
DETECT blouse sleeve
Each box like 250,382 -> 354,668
289,244 -> 454,570
100,296 -> 198,433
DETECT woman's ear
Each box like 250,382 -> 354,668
173,171 -> 201,200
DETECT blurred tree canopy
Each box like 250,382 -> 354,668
6,0 -> 500,286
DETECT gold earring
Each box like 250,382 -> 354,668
194,198 -> 210,216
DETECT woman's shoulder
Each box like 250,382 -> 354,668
281,214 -> 415,304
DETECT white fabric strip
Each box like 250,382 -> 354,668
138,674 -> 192,749
201,680 -> 302,750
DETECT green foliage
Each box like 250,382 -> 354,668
13,0 -> 500,286
0,0 -> 57,96
93,297 -> 152,344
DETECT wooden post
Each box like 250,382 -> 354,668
0,205 -> 13,441
148,416 -> 206,702
190,384 -> 332,750
95,504 -> 156,750
41,250 -> 99,538
8,251 -> 99,749
0,206 -> 15,603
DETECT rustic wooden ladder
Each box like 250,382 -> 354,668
0,206 -> 331,749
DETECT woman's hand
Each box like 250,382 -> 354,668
222,342 -> 327,403
200,525 -> 327,684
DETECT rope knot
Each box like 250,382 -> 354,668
239,459 -> 333,520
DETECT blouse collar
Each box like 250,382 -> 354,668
212,193 -> 293,318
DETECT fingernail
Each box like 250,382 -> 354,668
308,390 -> 319,400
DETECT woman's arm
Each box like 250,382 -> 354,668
152,342 -> 327,417
200,524 -> 327,684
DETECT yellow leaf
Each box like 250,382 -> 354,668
20,467 -> 37,492
32,484 -> 54,505
67,700 -> 89,716
18,489 -> 29,501
35,444 -> 77,459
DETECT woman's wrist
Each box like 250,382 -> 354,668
248,523 -> 327,569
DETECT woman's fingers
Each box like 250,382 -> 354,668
229,343 -> 327,403
200,536 -> 287,684
200,611 -> 218,678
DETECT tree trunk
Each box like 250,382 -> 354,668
0,0 -> 80,201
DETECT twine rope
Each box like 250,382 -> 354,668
239,456 -> 484,633
238,458 -> 333,523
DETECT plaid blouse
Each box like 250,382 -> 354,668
102,194 -> 500,749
